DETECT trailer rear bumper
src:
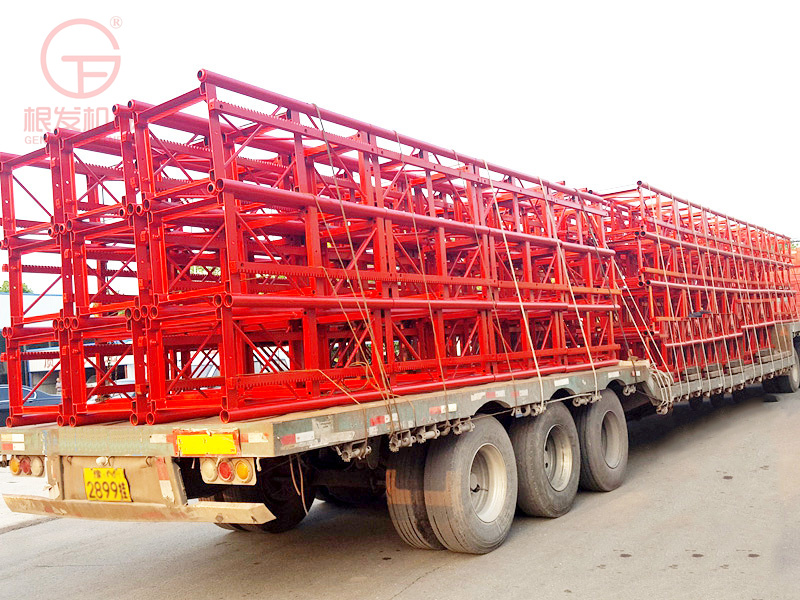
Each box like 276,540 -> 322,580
2,494 -> 275,524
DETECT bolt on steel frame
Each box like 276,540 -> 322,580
1,70 -> 621,427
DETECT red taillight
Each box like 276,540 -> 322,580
217,460 -> 233,482
19,457 -> 32,475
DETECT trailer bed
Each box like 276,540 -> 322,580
3,352 -> 795,461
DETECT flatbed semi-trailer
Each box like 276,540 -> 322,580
3,331 -> 799,553
2,70 -> 798,554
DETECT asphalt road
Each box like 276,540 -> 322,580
1,388 -> 798,600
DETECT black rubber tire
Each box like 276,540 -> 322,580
688,396 -> 704,411
762,378 -> 779,394
576,389 -> 628,492
424,416 -> 517,554
386,444 -> 445,550
509,402 -> 580,518
219,461 -> 316,533
775,347 -> 800,393
709,393 -> 726,408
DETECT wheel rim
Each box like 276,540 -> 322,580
543,424 -> 573,492
600,410 -> 622,469
469,443 -> 507,523
791,352 -> 799,387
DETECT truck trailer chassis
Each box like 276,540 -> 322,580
4,341 -> 798,551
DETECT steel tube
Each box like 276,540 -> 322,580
213,179 -> 615,257
219,293 -> 617,312
199,70 -> 607,208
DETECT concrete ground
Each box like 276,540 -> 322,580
0,387 -> 798,600
0,468 -> 54,534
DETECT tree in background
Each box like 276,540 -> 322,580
0,281 -> 33,293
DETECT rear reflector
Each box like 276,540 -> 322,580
217,460 -> 234,482
174,431 -> 239,457
235,460 -> 252,483
29,456 -> 44,477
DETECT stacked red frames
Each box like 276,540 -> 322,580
1,71 -> 620,427
10,70 -> 792,427
604,183 -> 797,386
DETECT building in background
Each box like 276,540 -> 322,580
0,291 -> 134,394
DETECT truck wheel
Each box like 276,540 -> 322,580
709,393 -> 726,408
509,402 -> 579,518
219,460 -> 316,533
688,397 -> 704,411
386,444 -> 445,550
774,348 -> 800,393
576,389 -> 628,492
424,416 -> 517,554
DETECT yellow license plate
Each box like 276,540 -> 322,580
83,468 -> 132,502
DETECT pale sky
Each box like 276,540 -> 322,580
0,0 -> 797,246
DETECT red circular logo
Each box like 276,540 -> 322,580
40,19 -> 121,99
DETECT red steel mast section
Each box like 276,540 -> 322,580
2,71 -> 795,427
1,70 -> 619,427
603,183 -> 797,387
